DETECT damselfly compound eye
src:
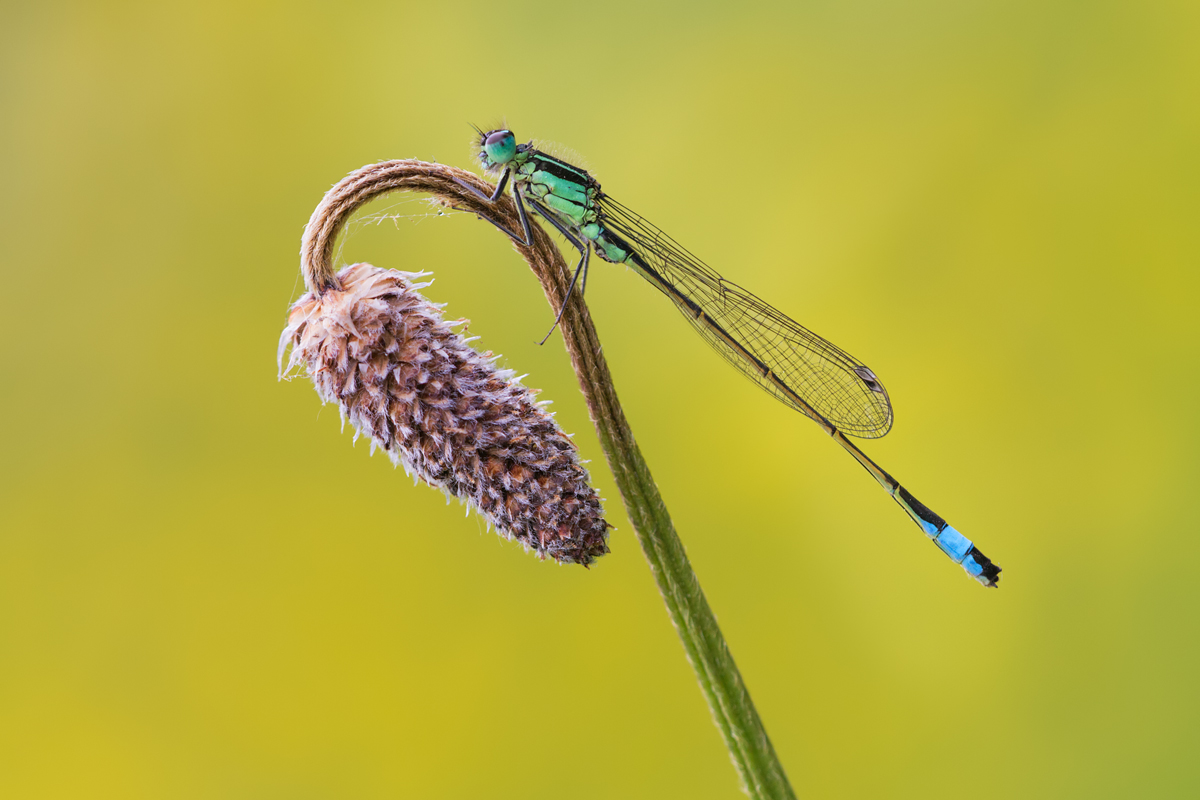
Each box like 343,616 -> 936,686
483,130 -> 517,164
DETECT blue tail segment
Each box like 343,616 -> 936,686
833,431 -> 1001,587
896,487 -> 1001,587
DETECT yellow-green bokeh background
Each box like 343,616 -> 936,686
3,1 -> 1198,797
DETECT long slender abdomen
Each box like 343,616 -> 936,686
832,431 -> 1001,587
620,248 -> 1001,586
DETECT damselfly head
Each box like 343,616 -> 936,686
477,129 -> 517,172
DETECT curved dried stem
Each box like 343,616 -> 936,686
300,160 -> 796,800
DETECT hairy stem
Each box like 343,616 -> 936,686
300,160 -> 796,799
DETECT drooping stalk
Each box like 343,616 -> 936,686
299,160 -> 796,799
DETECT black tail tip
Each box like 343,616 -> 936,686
967,546 -> 1001,588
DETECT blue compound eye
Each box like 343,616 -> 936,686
483,130 -> 517,164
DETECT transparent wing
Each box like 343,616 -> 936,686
598,195 -> 894,439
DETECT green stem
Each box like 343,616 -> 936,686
544,226 -> 798,800
300,160 -> 796,799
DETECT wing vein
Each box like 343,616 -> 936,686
597,194 -> 894,439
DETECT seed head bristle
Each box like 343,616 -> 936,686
280,263 -> 610,565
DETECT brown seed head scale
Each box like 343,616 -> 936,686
279,263 -> 609,564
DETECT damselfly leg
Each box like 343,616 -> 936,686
453,169 -> 534,247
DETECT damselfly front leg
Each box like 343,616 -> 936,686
453,168 -> 533,247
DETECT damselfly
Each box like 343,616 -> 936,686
459,128 -> 1000,587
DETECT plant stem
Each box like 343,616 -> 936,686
300,160 -> 796,799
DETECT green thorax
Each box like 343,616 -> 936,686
508,145 -> 634,265
511,147 -> 600,228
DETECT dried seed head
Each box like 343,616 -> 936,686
279,262 -> 609,565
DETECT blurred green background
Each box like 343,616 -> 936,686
2,0 -> 1197,797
